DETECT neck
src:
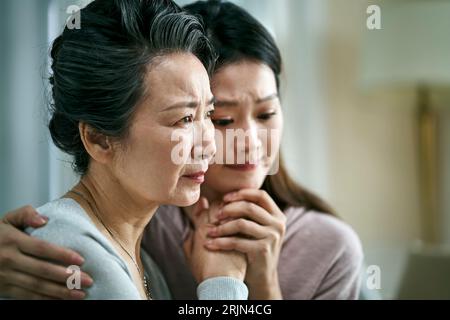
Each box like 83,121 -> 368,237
68,167 -> 158,257
200,185 -> 224,203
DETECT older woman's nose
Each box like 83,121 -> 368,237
191,119 -> 216,162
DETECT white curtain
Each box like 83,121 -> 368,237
0,0 -> 88,215
0,0 -> 51,214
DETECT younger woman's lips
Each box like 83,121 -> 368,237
225,164 -> 258,171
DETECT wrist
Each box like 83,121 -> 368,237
248,272 -> 282,300
200,270 -> 245,283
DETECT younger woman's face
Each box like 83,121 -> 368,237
203,60 -> 283,198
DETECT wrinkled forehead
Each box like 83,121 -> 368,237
142,53 -> 212,110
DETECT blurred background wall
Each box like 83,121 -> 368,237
1,0 -> 449,299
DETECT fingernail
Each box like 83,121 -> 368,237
69,290 -> 86,300
34,215 -> 48,225
72,255 -> 85,266
82,275 -> 94,287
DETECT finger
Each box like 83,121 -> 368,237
207,201 -> 225,225
205,237 -> 255,254
220,201 -> 276,226
18,233 -> 86,267
5,285 -> 55,300
12,253 -> 93,288
2,206 -> 48,229
208,219 -> 269,240
218,217 -> 234,225
223,189 -> 280,217
7,271 -> 86,300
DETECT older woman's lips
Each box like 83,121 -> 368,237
225,164 -> 258,171
182,172 -> 205,184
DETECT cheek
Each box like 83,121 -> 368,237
113,128 -> 186,200
263,118 -> 283,158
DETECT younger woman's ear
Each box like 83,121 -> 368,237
78,122 -> 113,164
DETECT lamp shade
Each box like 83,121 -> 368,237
361,0 -> 450,89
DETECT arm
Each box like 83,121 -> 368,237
205,189 -> 286,299
312,227 -> 364,300
197,277 -> 248,300
0,207 -> 92,299
183,198 -> 248,300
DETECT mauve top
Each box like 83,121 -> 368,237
142,205 -> 364,300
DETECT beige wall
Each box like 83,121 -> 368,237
272,0 -> 424,298
320,0 -> 450,298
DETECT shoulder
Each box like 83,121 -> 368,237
29,198 -> 101,247
27,198 -> 140,299
279,207 -> 364,299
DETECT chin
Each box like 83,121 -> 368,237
206,179 -> 263,195
172,188 -> 201,207
233,181 -> 263,191
230,172 -> 267,189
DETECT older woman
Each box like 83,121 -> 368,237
0,0 -> 248,300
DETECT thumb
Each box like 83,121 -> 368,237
192,197 -> 209,217
2,206 -> 48,229
190,197 -> 210,227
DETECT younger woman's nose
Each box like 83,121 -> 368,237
243,122 -> 262,154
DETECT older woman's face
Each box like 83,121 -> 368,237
203,60 -> 283,196
112,53 -> 216,207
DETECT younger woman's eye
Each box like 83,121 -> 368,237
258,112 -> 277,121
206,109 -> 215,119
212,118 -> 234,127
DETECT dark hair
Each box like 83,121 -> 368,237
184,0 -> 336,215
184,0 -> 281,90
48,0 -> 215,175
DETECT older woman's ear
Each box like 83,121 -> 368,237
78,122 -> 113,166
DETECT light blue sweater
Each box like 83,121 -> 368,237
26,198 -> 248,300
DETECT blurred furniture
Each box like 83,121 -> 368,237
397,244 -> 450,299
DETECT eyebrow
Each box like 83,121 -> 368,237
214,93 -> 279,107
161,97 -> 216,112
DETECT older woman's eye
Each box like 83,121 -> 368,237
177,115 -> 194,126
212,118 -> 234,127
258,112 -> 277,121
